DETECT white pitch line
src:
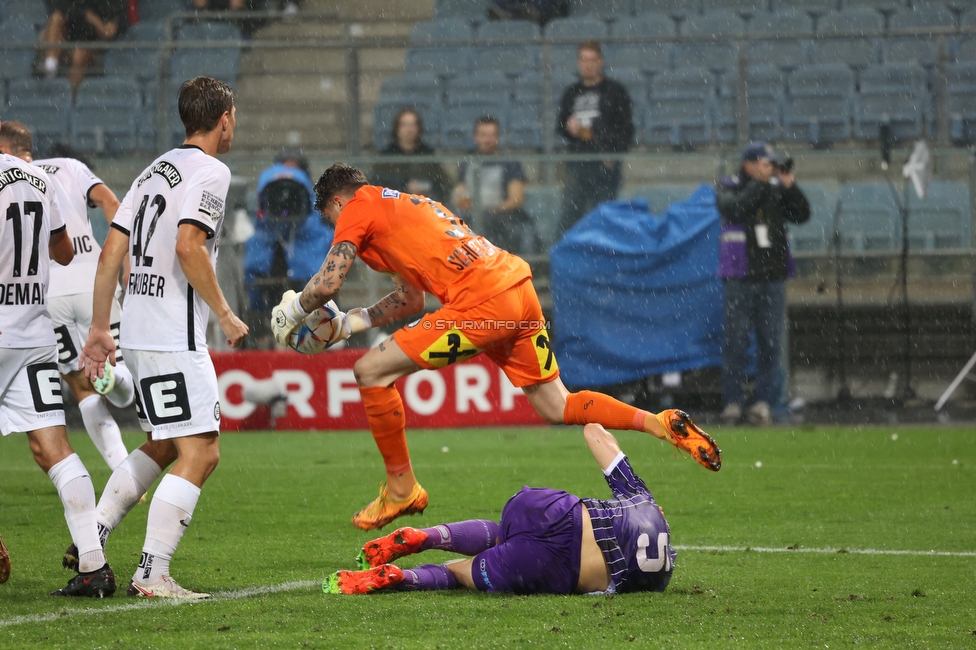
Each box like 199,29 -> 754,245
0,579 -> 318,630
676,545 -> 976,557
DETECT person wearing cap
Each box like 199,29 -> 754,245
243,150 -> 333,348
715,142 -> 810,425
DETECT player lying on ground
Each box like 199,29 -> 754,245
0,121 -> 136,472
324,423 -> 676,595
0,531 -> 9,584
1,120 -> 115,597
272,163 -> 721,531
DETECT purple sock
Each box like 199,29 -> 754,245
401,564 -> 457,591
419,520 -> 499,556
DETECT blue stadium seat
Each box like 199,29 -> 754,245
741,64 -> 786,142
176,21 -> 243,42
788,182 -> 836,253
609,13 -> 674,72
476,20 -> 541,72
3,0 -> 48,26
701,0 -> 767,15
441,104 -> 504,150
843,0 -> 904,11
170,48 -> 239,87
836,182 -> 901,252
405,47 -> 472,77
853,63 -> 928,141
883,3 -> 955,66
0,19 -> 39,80
445,70 -> 510,113
410,18 -> 473,44
673,10 -> 745,73
629,184 -> 697,214
645,67 -> 715,148
952,10 -> 976,62
103,20 -> 168,82
947,62 -> 976,143
783,63 -> 853,145
544,15 -> 609,70
810,8 -> 883,67
6,79 -> 72,155
70,77 -> 139,153
524,186 -> 562,250
434,0 -> 489,19
512,71 -> 544,104
505,103 -> 543,150
140,0 -> 188,21
569,0 -> 632,17
745,10 -> 813,68
379,71 -> 444,106
633,0 -> 699,18
773,0 -> 836,14
906,181 -> 971,251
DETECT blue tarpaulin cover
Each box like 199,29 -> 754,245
550,184 -> 723,389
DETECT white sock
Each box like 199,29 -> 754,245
135,474 -> 200,584
105,362 -> 135,408
47,454 -> 106,573
44,55 -> 58,76
96,449 -> 163,536
78,394 -> 129,471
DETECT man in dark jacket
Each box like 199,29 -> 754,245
556,41 -> 634,235
716,142 -> 810,425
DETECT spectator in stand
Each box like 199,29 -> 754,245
244,150 -> 334,349
41,0 -> 128,93
715,142 -> 810,426
452,116 -> 534,254
487,0 -> 569,26
556,41 -> 634,236
192,0 -> 245,10
372,108 -> 451,203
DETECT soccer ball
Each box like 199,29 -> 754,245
288,301 -> 343,354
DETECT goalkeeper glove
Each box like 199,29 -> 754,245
271,290 -> 308,347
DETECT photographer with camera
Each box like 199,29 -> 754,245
716,142 -> 810,425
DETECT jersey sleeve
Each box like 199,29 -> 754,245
331,199 -> 374,250
48,184 -> 66,234
180,161 -> 231,239
111,188 -> 135,236
67,158 -> 105,207
603,454 -> 652,500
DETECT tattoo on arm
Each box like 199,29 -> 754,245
299,241 -> 358,311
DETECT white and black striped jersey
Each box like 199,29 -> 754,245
32,157 -> 105,298
0,154 -> 65,348
111,145 -> 230,352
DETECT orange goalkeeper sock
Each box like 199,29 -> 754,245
360,386 -> 412,475
563,390 -> 651,433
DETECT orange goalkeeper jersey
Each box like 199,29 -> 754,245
331,185 -> 532,310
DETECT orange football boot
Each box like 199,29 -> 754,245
358,527 -> 429,569
351,482 -> 429,531
323,564 -> 404,594
656,409 -> 722,471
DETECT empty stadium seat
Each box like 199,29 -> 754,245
569,0 -> 632,17
434,0 -> 489,19
70,77 -> 140,153
837,182 -> 901,252
405,47 -> 472,77
524,186 -> 562,250
853,63 -> 928,141
544,15 -> 609,70
906,181 -> 971,250
811,8 -> 884,67
789,182 -> 836,253
609,13 -> 674,72
883,3 -> 956,66
645,67 -> 715,148
745,10 -> 813,68
632,0 -> 699,18
674,10 -> 745,73
103,20 -> 168,82
783,64 -> 854,145
410,18 -> 473,43
476,20 -> 541,72
947,62 -> 976,143
0,19 -> 39,80
775,0 -> 837,15
952,9 -> 976,62
513,71 -> 544,104
6,78 -> 72,155
843,0 -> 904,11
140,0 -> 188,21
445,70 -> 511,113
629,184 -> 697,214
701,0 -> 767,15
505,103 -> 543,150
3,0 -> 48,26
745,64 -> 786,141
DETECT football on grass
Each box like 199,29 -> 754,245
288,301 -> 342,354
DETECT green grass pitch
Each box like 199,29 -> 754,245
1,425 -> 974,648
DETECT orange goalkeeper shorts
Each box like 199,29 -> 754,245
393,278 -> 560,388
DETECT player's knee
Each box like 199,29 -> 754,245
353,356 -> 379,387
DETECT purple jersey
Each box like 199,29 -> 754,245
582,453 -> 675,593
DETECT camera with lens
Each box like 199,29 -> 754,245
774,156 -> 794,174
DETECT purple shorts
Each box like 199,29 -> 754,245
471,487 -> 582,594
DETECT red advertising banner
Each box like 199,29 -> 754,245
211,350 -> 546,431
